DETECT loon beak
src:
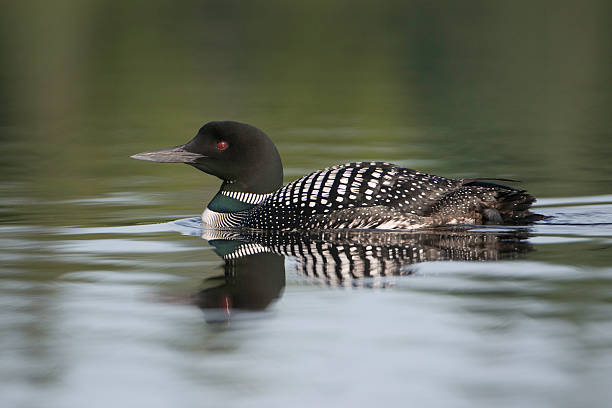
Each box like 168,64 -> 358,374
130,145 -> 205,163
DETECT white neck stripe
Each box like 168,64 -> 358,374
221,190 -> 273,205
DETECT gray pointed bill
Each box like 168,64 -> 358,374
130,145 -> 205,163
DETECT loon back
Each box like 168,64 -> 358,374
131,121 -> 542,230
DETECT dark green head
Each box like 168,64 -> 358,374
131,121 -> 283,194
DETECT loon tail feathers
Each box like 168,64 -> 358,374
491,189 -> 545,224
440,181 -> 545,225
459,178 -> 545,224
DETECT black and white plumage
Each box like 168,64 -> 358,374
132,121 -> 542,231
242,161 -> 537,230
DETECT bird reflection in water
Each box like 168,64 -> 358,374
193,228 -> 532,323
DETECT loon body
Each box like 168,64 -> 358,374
131,121 -> 541,230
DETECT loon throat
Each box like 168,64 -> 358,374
202,190 -> 274,229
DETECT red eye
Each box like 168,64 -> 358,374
216,141 -> 228,150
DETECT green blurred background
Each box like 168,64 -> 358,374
1,0 -> 611,226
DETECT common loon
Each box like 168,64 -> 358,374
131,121 -> 542,230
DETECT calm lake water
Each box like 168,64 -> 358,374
2,2 -> 612,407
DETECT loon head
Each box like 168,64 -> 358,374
131,121 -> 283,194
